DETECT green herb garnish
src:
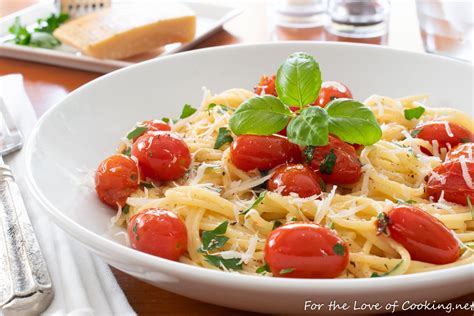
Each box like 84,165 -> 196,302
461,138 -> 470,143
410,129 -> 422,138
279,268 -> 295,275
303,145 -> 315,163
256,263 -> 271,274
397,199 -> 417,205
214,127 -> 233,149
122,205 -> 130,215
371,260 -> 403,277
404,106 -> 425,120
204,255 -> 242,270
180,104 -> 197,119
140,182 -> 154,189
35,13 -> 69,34
227,53 -> 382,147
272,220 -> 283,230
201,221 -> 229,252
319,178 -> 327,191
8,14 -> 68,48
319,149 -> 337,175
127,126 -> 147,140
376,212 -> 391,236
333,243 -> 345,256
241,191 -> 266,215
162,117 -> 170,123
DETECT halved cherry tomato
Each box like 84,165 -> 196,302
267,164 -> 322,198
426,159 -> 474,206
445,142 -> 474,162
132,131 -> 191,181
412,121 -> 474,156
278,106 -> 301,136
143,120 -> 171,132
309,135 -> 362,185
313,81 -> 353,108
265,223 -> 349,278
382,206 -> 461,264
128,208 -> 188,261
254,74 -> 277,96
95,154 -> 139,208
230,135 -> 302,171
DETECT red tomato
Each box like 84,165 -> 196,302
128,208 -> 188,261
264,223 -> 349,278
413,121 -> 474,156
143,120 -> 171,132
426,159 -> 474,206
278,106 -> 301,136
95,154 -> 139,208
132,131 -> 191,181
267,164 -> 322,197
383,206 -> 461,264
230,135 -> 302,171
445,142 -> 474,162
309,135 -> 362,185
313,81 -> 353,108
254,74 -> 277,96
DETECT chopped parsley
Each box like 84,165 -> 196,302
214,127 -> 233,149
122,205 -> 130,215
122,147 -> 131,156
370,260 -> 403,277
279,268 -> 295,275
326,221 -> 335,229
201,221 -> 229,252
376,212 -> 391,236
241,191 -> 266,215
256,263 -> 271,274
161,117 -> 170,123
396,199 -> 417,205
272,220 -> 283,230
204,255 -> 242,270
303,145 -> 315,163
140,182 -> 154,189
333,243 -> 345,256
319,178 -> 327,191
461,138 -> 470,143
127,126 -> 148,140
404,106 -> 425,120
319,149 -> 337,175
180,104 -> 197,119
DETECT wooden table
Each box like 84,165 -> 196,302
0,1 -> 472,315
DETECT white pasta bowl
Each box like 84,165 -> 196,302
25,42 -> 474,314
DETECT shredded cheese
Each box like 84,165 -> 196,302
459,156 -> 473,189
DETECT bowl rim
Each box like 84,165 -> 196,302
24,41 -> 474,290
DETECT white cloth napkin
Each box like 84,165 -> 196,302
0,74 -> 136,316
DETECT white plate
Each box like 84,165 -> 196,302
25,43 -> 474,314
0,1 -> 242,73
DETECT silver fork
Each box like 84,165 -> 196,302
0,97 -> 53,314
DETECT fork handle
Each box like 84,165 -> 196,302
0,164 -> 53,314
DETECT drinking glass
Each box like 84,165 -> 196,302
273,0 -> 328,28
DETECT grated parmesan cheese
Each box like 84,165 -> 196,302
314,186 -> 337,223
459,156 -> 473,189
443,121 -> 454,137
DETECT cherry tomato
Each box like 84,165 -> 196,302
254,74 -> 277,96
132,131 -> 191,181
313,81 -> 353,108
278,106 -> 301,136
445,142 -> 474,162
267,164 -> 322,198
309,135 -> 362,185
426,159 -> 474,206
143,120 -> 171,132
230,135 -> 302,171
265,223 -> 349,278
383,206 -> 461,264
95,154 -> 139,208
128,208 -> 188,261
412,121 -> 474,156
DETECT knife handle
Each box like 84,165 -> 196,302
0,164 -> 53,314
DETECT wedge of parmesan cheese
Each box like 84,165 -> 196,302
53,4 -> 196,59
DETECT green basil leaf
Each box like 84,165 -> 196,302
287,106 -> 328,146
214,127 -> 233,149
279,268 -> 295,275
241,191 -> 266,215
320,149 -> 337,175
325,98 -> 382,145
204,255 -> 242,270
229,95 -> 292,136
370,260 -> 403,278
180,104 -> 197,119
404,106 -> 425,120
276,52 -> 322,108
201,221 -> 229,251
333,243 -> 345,256
161,117 -> 170,123
256,263 -> 271,274
127,126 -> 148,140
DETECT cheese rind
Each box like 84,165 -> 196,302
53,4 -> 196,59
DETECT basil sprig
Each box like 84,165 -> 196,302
276,52 -> 322,108
228,52 -> 382,146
